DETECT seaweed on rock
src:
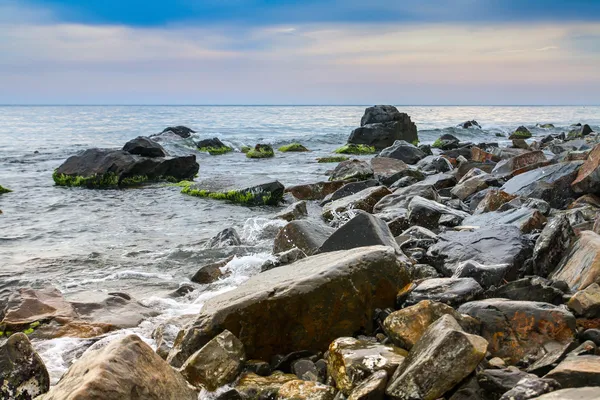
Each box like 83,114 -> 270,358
0,185 -> 11,194
247,145 -> 275,159
181,185 -> 278,205
334,144 -> 376,155
278,143 -> 309,152
198,146 -> 233,155
317,156 -> 349,163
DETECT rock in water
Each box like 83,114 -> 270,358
53,148 -> 199,188
122,136 -> 168,157
403,277 -> 484,308
0,333 -> 50,400
274,201 -> 308,222
461,120 -> 481,129
179,330 -> 245,391
551,231 -> 600,290
167,246 -> 410,366
161,126 -> 195,138
327,337 -> 406,395
458,299 -> 577,363
182,176 -> 284,206
273,220 -> 334,255
347,106 -> 418,150
206,228 -> 242,248
360,105 -> 407,126
385,314 -> 488,400
378,140 -> 426,165
39,334 -> 197,400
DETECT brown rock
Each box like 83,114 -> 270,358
545,355 -> 600,388
552,231 -> 600,290
492,151 -> 548,176
235,372 -> 297,399
568,283 -> 600,318
532,387 -> 600,399
278,380 -> 336,400
572,143 -> 600,194
347,370 -> 388,400
191,256 -> 233,284
473,189 -> 517,214
286,181 -> 346,201
471,147 -> 500,163
1,287 -> 76,330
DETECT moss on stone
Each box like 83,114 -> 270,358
278,143 -> 309,152
53,171 -> 120,188
121,175 -> 149,186
247,146 -> 275,159
334,144 -> 376,155
181,185 -> 279,205
411,139 -> 420,146
241,146 -> 251,154
317,156 -> 349,163
199,146 -> 233,155
0,185 -> 11,194
431,138 -> 443,148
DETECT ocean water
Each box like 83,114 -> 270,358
1,105 -> 600,384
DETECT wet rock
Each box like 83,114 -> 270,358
360,105 -> 409,126
275,201 -> 309,222
153,316 -> 193,359
526,341 -> 576,377
273,220 -> 334,255
551,231 -> 600,290
452,260 -> 511,289
167,246 -> 410,366
122,136 -> 168,157
568,124 -> 594,139
471,146 -> 501,163
501,161 -> 583,209
532,215 -> 575,278
160,125 -> 195,138
261,248 -> 307,272
462,120 -> 481,129
407,196 -> 470,230
473,190 -> 517,214
0,332 -> 50,400
403,277 -> 484,308
286,181 -> 347,201
531,387 -> 600,399
183,176 -> 285,206
322,186 -> 391,220
191,256 -> 233,284
509,126 -> 532,139
581,329 -> 600,346
378,140 -> 426,165
462,208 -> 547,234
348,106 -> 418,150
207,228 -> 241,248
214,389 -> 243,400
385,314 -> 488,400
477,367 -> 536,398
346,369 -> 387,400
53,148 -> 198,188
492,151 -> 548,177
568,283 -> 600,318
544,355 -> 600,388
291,359 -> 320,381
317,212 -> 399,254
179,330 -> 245,391
375,183 -> 439,218
370,157 -> 410,185
40,334 -> 197,400
235,372 -> 297,399
196,137 -> 228,150
417,155 -> 454,174
498,376 -> 561,400
327,337 -> 406,395
278,380 -> 336,400
572,143 -> 600,194
486,277 -> 564,305
382,300 -> 478,350
329,160 -> 374,181
458,299 -> 577,363
427,226 -> 533,279
325,180 -> 380,205
433,133 -> 461,149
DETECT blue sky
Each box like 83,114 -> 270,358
1,0 -> 600,104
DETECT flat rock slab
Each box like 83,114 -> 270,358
403,277 -> 483,308
183,176 -> 284,206
462,207 -> 547,233
531,387 -> 600,400
167,246 -> 410,366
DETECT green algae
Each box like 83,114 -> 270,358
247,146 -> 275,158
0,185 -> 11,194
278,143 -> 309,152
121,175 -> 149,187
317,156 -> 349,163
411,139 -> 420,146
241,146 -> 251,154
334,144 -> 376,155
199,146 -> 233,155
181,185 -> 279,205
54,170 -> 184,188
431,138 -> 443,148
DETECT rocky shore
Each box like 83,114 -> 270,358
2,105 -> 600,399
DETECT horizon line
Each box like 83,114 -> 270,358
1,104 -> 599,107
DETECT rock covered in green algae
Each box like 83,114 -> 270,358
246,144 -> 275,158
181,176 -> 284,206
334,144 -> 376,155
278,143 -> 310,152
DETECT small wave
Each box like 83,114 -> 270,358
63,270 -> 174,288
240,217 -> 286,245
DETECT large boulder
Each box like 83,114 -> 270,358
182,176 -> 284,206
53,148 -> 199,188
551,231 -> 600,290
317,212 -> 399,254
39,334 -> 197,400
348,106 -> 418,150
327,337 -> 406,395
407,196 -> 470,230
0,333 -> 50,400
462,208 -> 547,234
427,226 -> 533,279
532,215 -> 576,278
122,136 -> 168,158
322,186 -> 391,220
329,160 -> 374,181
273,220 -> 334,255
385,315 -> 488,400
370,157 -> 410,185
572,143 -> 600,194
378,141 -> 426,165
167,246 -> 411,366
360,105 -> 409,126
501,162 -> 583,208
458,299 -> 577,363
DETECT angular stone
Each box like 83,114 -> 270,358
325,180 -> 380,204
378,140 -> 426,165
278,380 -> 336,400
183,177 -> 285,206
275,201 -> 308,222
374,183 -> 439,216
421,172 -> 457,190
347,369 -> 387,400
179,330 -> 245,391
427,226 -> 533,279
385,315 -> 488,400
39,335 -> 197,400
452,260 -> 511,289
317,212 -> 399,254
370,157 -> 410,185
526,341 -> 576,376
235,372 -> 297,399
206,228 -> 241,248
473,190 -> 517,214
329,160 -> 374,181
122,136 -> 168,157
382,300 -> 478,350
532,215 -> 576,278
322,186 -> 391,220
407,196 -> 470,230
545,355 -> 600,388
477,367 -> 536,397
572,143 -> 600,194
451,173 -> 497,200
552,231 -> 600,290
360,105 -> 413,126
531,387 -> 600,400
273,220 -> 334,255
160,125 -> 195,138
167,246 -> 410,366
568,283 -> 600,318
327,337 -> 406,395
462,208 -> 547,234
458,299 -> 577,363
492,151 -> 548,176
0,333 -> 50,400
286,181 -> 347,201
472,146 -> 500,163
498,376 -> 560,400
404,277 -> 483,308
192,256 -> 233,284
485,277 -> 564,305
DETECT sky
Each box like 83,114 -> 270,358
1,0 -> 599,105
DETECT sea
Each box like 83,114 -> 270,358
1,105 -> 599,386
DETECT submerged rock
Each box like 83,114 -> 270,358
461,120 -> 481,129
122,136 -> 168,157
182,176 -> 284,206
0,332 -> 50,400
40,335 -> 197,400
385,314 -> 488,400
378,140 -> 426,165
246,144 -> 275,158
53,148 -> 198,188
167,246 -> 410,366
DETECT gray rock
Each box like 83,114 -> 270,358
498,376 -> 561,400
122,136 -> 168,157
275,201 -> 308,222
160,125 -> 195,138
322,186 -> 391,220
407,196 -> 470,230
347,369 -> 387,400
532,215 -> 575,278
477,367 -> 537,398
291,359 -> 319,382
404,277 -> 483,308
486,277 -> 564,305
529,387 -> 600,400
360,105 -> 411,126
192,256 -> 233,284
452,260 -> 511,289
206,228 -> 241,249
378,140 -> 426,165
273,220 -> 334,255
462,208 -> 547,234
329,160 -> 374,181
325,180 -> 380,205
